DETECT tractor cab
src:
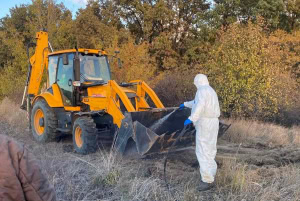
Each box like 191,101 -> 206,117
47,49 -> 111,106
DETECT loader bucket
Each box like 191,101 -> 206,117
112,108 -> 230,156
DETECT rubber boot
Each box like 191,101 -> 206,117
197,180 -> 215,191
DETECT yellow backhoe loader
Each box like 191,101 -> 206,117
20,31 -> 229,156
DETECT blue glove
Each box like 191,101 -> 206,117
179,103 -> 185,109
184,119 -> 192,126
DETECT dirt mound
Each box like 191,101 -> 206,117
218,144 -> 300,167
160,143 -> 300,169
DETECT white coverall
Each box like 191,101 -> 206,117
184,74 -> 220,183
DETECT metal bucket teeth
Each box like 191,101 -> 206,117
134,121 -> 196,155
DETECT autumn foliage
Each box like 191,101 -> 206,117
0,0 -> 299,123
205,22 -> 299,118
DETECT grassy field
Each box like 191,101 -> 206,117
1,97 -> 300,201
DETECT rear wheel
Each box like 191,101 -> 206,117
73,116 -> 98,154
31,99 -> 58,142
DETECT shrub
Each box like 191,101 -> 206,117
203,22 -> 298,119
153,71 -> 196,107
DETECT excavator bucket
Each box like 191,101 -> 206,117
112,108 -> 230,156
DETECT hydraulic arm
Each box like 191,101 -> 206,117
21,31 -> 49,109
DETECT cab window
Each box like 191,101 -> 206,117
80,54 -> 110,82
56,54 -> 74,106
48,56 -> 58,86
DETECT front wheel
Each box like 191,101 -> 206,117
73,116 -> 98,154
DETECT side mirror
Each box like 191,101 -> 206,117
114,51 -> 122,69
118,58 -> 122,69
74,54 -> 80,82
63,54 -> 69,65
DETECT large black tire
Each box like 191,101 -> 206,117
31,99 -> 58,143
73,116 -> 98,154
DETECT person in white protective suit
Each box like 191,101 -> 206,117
179,74 -> 220,191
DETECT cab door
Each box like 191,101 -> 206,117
56,53 -> 74,106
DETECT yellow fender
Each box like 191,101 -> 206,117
32,84 -> 64,107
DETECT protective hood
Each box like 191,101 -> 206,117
194,74 -> 209,88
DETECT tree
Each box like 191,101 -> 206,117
203,22 -> 297,118
213,0 -> 300,32
75,0 -> 123,49
0,0 -> 75,98
109,0 -> 211,70
281,0 -> 300,31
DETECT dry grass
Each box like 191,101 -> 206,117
1,97 -> 300,201
224,119 -> 300,146
215,162 -> 300,201
0,97 -> 27,129
216,158 -> 259,193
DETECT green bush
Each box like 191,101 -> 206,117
203,22 -> 298,119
